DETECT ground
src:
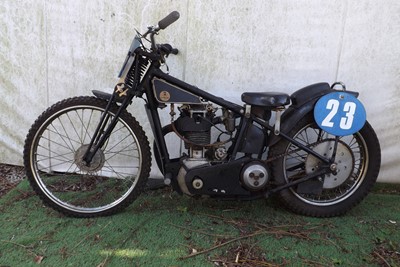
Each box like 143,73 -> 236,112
0,164 -> 25,198
1,163 -> 399,266
0,164 -> 167,198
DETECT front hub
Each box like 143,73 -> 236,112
74,144 -> 105,172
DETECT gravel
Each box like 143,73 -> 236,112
0,164 -> 25,198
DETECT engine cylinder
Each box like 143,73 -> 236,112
174,105 -> 213,149
184,131 -> 210,148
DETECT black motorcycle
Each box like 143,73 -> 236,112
23,11 -> 381,218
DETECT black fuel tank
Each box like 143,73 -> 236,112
152,77 -> 202,104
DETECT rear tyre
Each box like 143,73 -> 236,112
23,96 -> 151,217
269,113 -> 381,217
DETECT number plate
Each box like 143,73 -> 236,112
314,92 -> 366,136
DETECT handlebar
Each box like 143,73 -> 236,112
159,43 -> 179,55
140,12 -> 180,58
158,11 -> 180,30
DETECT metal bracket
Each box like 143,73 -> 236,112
115,83 -> 128,97
274,108 -> 283,135
245,104 -> 251,118
331,81 -> 346,92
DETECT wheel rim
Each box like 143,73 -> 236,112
30,104 -> 142,214
283,123 -> 368,206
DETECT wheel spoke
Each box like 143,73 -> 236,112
24,97 -> 150,217
284,122 -> 368,205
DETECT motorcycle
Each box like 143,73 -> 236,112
23,11 -> 381,218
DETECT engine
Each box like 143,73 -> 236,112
173,104 -> 232,195
173,103 -> 270,196
173,104 -> 230,161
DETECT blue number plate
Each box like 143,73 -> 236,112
314,92 -> 366,136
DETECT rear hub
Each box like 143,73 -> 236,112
305,140 -> 354,189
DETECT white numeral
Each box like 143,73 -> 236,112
321,100 -> 356,130
340,102 -> 356,130
321,99 -> 339,127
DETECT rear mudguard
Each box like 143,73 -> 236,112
268,82 -> 359,147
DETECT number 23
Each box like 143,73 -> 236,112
321,99 -> 356,130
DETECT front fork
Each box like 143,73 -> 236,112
82,90 -> 132,166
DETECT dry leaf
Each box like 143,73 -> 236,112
34,255 -> 44,264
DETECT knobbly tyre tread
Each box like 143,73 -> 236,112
23,96 -> 151,218
268,113 -> 381,217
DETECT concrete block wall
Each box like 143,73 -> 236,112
1,0 -> 399,182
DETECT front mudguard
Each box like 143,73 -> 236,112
268,82 -> 359,147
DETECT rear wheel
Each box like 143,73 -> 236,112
23,96 -> 151,217
269,113 -> 380,217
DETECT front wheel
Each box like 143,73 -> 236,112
23,96 -> 151,217
269,113 -> 381,217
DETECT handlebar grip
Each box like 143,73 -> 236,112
171,48 -> 179,55
159,44 -> 179,55
158,11 -> 180,30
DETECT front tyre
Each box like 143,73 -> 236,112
269,114 -> 381,217
23,96 -> 151,217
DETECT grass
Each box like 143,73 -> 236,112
0,181 -> 399,266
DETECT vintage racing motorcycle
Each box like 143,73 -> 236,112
24,11 -> 381,218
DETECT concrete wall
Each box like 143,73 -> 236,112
1,0 -> 399,182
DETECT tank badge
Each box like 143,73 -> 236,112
160,91 -> 171,102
